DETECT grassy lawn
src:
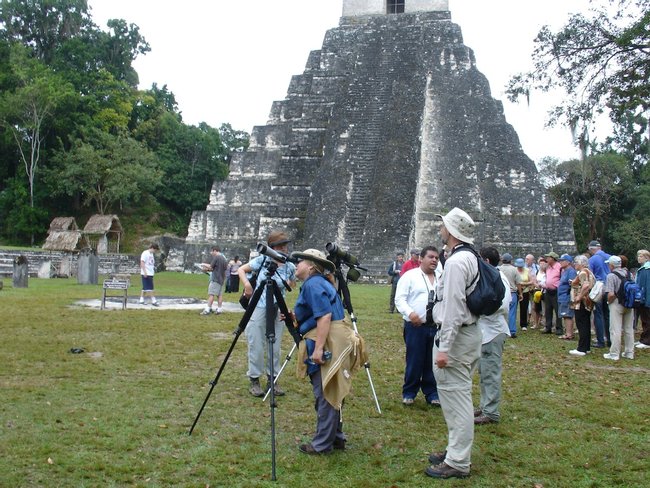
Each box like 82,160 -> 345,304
1,272 -> 649,487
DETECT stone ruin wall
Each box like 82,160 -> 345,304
185,9 -> 575,278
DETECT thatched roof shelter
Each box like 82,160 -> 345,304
48,217 -> 78,232
43,217 -> 86,251
83,215 -> 123,254
43,230 -> 88,251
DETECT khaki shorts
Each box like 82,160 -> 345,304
208,281 -> 223,297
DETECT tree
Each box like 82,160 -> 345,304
0,176 -> 49,243
507,0 -> 650,166
0,0 -> 92,63
0,44 -> 74,208
543,152 -> 634,247
218,123 -> 249,163
49,130 -> 162,214
138,114 -> 228,220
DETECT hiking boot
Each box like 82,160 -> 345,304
474,414 -> 498,425
249,377 -> 264,397
425,462 -> 470,479
428,450 -> 447,465
298,443 -> 331,455
266,375 -> 285,396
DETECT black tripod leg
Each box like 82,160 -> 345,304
188,284 -> 265,435
273,281 -> 302,346
264,279 -> 278,481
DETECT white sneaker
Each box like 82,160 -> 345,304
216,308 -> 223,314
569,349 -> 586,357
139,299 -> 145,305
635,343 -> 650,349
622,352 -> 634,360
199,309 -> 212,315
603,353 -> 619,361
521,327 -> 528,331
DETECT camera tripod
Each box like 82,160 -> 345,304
188,260 -> 301,481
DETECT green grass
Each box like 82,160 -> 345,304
1,273 -> 649,487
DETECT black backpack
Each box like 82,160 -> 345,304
456,246 -> 506,316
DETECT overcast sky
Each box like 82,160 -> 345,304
89,0 -> 595,163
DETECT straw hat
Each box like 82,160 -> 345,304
290,249 -> 335,273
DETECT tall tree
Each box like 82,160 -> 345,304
0,0 -> 92,63
49,129 -> 162,214
506,0 -> 650,166
0,44 -> 73,209
542,153 -> 634,246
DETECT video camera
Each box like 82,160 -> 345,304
325,242 -> 366,282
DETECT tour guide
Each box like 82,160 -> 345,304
290,249 -> 367,455
428,208 -> 482,479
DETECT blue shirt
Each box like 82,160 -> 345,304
558,266 -> 577,304
248,255 -> 296,308
295,274 -> 345,335
589,250 -> 611,282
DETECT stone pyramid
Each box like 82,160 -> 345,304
185,0 -> 575,276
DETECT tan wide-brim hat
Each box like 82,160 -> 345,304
291,249 -> 335,273
436,207 -> 476,245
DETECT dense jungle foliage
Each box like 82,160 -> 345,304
0,0 -> 249,249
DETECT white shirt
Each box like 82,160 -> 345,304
140,250 -> 155,276
477,271 -> 511,344
394,267 -> 437,323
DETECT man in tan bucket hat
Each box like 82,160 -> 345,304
426,208 -> 481,480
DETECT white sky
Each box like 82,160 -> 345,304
89,0 -> 596,163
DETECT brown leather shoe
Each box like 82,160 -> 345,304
298,443 -> 331,455
425,462 -> 470,479
474,414 -> 498,425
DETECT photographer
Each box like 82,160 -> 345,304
394,246 -> 441,406
291,248 -> 365,455
237,231 -> 296,397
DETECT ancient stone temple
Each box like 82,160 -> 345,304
186,0 -> 575,275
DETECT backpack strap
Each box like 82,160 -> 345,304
451,244 -> 480,290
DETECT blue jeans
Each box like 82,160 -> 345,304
508,292 -> 518,335
593,297 -> 611,345
402,321 -> 438,401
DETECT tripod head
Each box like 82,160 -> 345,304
255,243 -> 294,292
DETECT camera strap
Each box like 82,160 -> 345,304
420,270 -> 435,294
